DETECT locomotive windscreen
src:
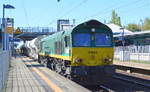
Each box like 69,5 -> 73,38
73,33 -> 90,46
73,32 -> 112,47
95,33 -> 112,46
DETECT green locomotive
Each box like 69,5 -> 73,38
38,20 -> 115,85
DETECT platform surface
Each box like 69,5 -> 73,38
114,60 -> 150,70
5,56 -> 90,92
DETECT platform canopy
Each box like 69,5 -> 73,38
114,30 -> 150,46
106,24 -> 133,35
15,32 -> 54,41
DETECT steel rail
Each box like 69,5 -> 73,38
113,75 -> 150,88
99,85 -> 115,92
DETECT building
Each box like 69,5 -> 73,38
106,23 -> 133,35
57,19 -> 74,32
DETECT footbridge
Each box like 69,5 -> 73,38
14,27 -> 56,40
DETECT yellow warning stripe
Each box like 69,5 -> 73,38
32,67 -> 63,92
25,61 -> 63,92
39,52 -> 45,56
48,54 -> 71,61
39,52 -> 71,61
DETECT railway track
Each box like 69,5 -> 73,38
83,84 -> 114,92
113,73 -> 150,88
99,85 -> 115,92
114,65 -> 150,76
91,72 -> 150,92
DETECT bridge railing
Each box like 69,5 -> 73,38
0,51 -> 11,92
19,27 -> 56,33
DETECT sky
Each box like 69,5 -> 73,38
0,0 -> 150,28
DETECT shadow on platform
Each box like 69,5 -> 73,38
26,64 -> 44,68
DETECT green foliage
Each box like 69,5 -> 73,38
126,24 -> 141,32
142,18 -> 150,30
126,17 -> 150,32
110,10 -> 122,26
117,17 -> 121,26
111,10 -> 117,24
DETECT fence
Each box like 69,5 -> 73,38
114,45 -> 150,63
0,18 -> 2,51
0,51 -> 11,92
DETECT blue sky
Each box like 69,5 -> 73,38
0,0 -> 149,28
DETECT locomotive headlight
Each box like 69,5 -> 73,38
109,58 -> 112,62
91,28 -> 95,32
103,58 -> 112,63
74,58 -> 83,63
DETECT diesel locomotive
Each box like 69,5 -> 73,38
38,20 -> 115,85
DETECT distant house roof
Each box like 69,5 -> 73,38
113,30 -> 150,46
114,30 -> 150,38
114,29 -> 150,37
106,24 -> 133,35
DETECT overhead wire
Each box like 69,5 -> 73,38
78,0 -> 146,23
119,2 -> 149,25
15,0 -> 149,28
100,0 -> 146,21
116,0 -> 148,16
21,0 -> 30,27
49,0 -> 89,25
106,0 -> 148,24
58,0 -> 88,18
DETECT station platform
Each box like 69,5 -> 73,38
5,56 -> 90,92
113,60 -> 150,70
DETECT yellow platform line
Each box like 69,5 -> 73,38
32,67 -> 63,92
24,60 -> 63,92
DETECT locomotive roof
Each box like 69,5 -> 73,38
41,20 -> 112,41
72,19 -> 112,33
41,29 -> 72,41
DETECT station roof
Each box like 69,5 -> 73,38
114,30 -> 150,46
114,30 -> 150,40
15,32 -> 54,41
106,24 -> 133,35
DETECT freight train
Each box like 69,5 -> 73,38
21,35 -> 46,60
37,20 -> 115,85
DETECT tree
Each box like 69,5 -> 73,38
111,10 -> 117,24
126,24 -> 141,32
117,17 -> 121,26
110,10 -> 122,26
142,18 -> 150,30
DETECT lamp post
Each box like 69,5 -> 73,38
120,27 -> 125,61
1,4 -> 15,90
2,4 -> 15,50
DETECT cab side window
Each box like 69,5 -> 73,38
64,36 -> 70,47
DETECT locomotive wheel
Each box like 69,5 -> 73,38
43,61 -> 47,67
51,63 -> 55,71
38,56 -> 41,63
66,75 -> 72,80
47,61 -> 52,69
55,63 -> 62,73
